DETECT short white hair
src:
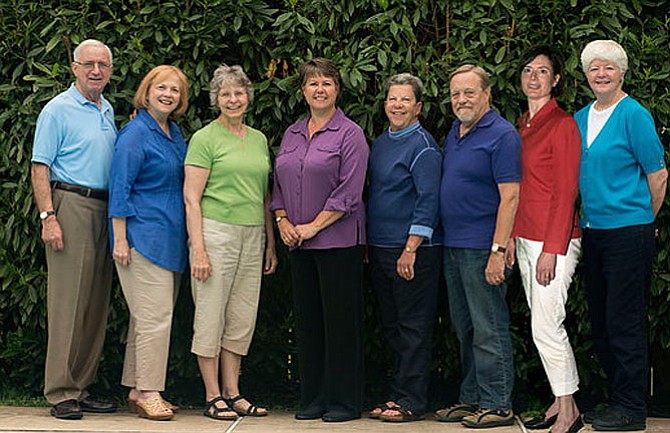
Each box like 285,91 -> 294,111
73,39 -> 113,64
580,40 -> 628,74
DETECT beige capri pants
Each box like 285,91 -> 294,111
191,218 -> 265,357
116,248 -> 180,391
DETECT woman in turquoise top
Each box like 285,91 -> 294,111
109,65 -> 189,421
575,40 -> 667,432
184,65 -> 277,421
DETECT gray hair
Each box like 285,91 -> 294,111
385,73 -> 424,102
580,40 -> 628,74
73,39 -> 113,64
209,64 -> 254,107
449,64 -> 491,90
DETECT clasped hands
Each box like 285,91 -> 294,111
277,218 -> 318,247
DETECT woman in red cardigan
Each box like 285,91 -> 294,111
504,46 -> 583,433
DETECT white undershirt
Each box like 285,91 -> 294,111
587,96 -> 627,147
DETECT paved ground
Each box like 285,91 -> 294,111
1,406 -> 669,433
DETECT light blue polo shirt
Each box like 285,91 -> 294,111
32,83 -> 117,189
575,96 -> 666,229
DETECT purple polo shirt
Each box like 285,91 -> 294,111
271,107 -> 369,249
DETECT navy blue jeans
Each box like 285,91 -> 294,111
443,247 -> 514,411
583,223 -> 654,419
369,246 -> 441,414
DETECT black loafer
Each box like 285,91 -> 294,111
50,399 -> 83,420
525,413 -> 557,429
79,395 -> 117,413
295,406 -> 325,420
591,410 -> 645,431
321,411 -> 360,422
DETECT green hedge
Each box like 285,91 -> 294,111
1,0 -> 669,410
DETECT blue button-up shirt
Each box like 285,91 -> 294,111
108,109 -> 187,272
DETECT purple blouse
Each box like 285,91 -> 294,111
271,107 -> 368,249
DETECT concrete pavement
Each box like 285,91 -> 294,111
1,406 -> 669,433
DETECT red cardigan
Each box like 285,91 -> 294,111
512,99 -> 581,255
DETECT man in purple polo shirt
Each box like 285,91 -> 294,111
434,65 -> 521,429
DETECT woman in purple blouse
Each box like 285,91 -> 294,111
270,58 -> 369,422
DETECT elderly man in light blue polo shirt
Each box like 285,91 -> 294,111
31,39 -> 118,420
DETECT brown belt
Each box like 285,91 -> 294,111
51,181 -> 108,201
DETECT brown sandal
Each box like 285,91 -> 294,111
135,396 -> 174,421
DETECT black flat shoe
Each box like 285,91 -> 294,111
321,411 -> 360,422
525,413 -> 557,429
592,410 -> 645,431
295,406 -> 325,420
550,416 -> 584,433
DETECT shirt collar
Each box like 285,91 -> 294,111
519,98 -> 559,128
388,121 -> 421,139
290,107 -> 345,136
137,108 -> 176,141
67,83 -> 109,109
452,107 -> 496,138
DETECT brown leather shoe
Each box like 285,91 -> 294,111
50,399 -> 83,420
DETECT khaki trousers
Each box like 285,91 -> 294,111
44,189 -> 112,405
191,219 -> 264,357
116,249 -> 180,391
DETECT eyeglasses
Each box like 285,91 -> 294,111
73,61 -> 112,71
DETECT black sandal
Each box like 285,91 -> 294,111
379,405 -> 424,422
225,394 -> 268,417
203,396 -> 238,420
369,402 -> 395,419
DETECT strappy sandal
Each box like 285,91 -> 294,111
224,394 -> 268,417
135,396 -> 174,421
203,396 -> 238,421
379,405 -> 424,422
369,402 -> 396,419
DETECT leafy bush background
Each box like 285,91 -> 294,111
1,0 -> 669,410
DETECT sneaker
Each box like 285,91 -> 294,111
435,403 -> 479,422
592,409 -> 645,431
461,408 -> 514,428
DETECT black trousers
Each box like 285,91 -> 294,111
583,223 -> 654,419
290,246 -> 364,416
369,246 -> 441,414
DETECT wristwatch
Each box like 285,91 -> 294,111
275,215 -> 287,223
39,210 -> 55,220
491,243 -> 506,254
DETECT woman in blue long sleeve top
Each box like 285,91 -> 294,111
108,65 -> 189,421
366,73 -> 442,422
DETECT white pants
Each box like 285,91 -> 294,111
516,237 -> 581,397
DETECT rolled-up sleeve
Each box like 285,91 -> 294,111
323,127 -> 369,214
